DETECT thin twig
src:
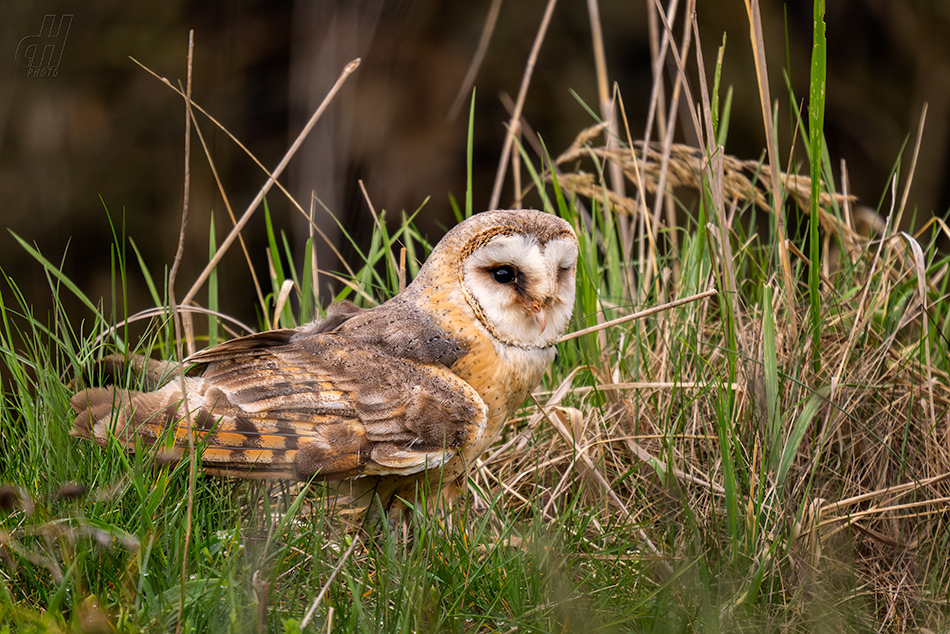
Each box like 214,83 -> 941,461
819,472 -> 950,515
92,305 -> 257,349
646,0 -> 701,261
488,0 -> 558,210
131,56 -> 332,243
743,0 -> 796,333
638,0 -> 679,289
558,289 -> 717,342
309,192 -> 320,313
359,180 -> 400,285
448,0 -> 504,120
300,536 -> 360,629
181,59 -> 361,307
900,231 -> 938,437
692,14 -> 743,354
891,103 -> 928,244
173,30 -> 196,634
184,97 -> 269,328
623,437 -> 726,494
586,0 -> 625,200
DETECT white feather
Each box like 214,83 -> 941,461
461,233 -> 577,348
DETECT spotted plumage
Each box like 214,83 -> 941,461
71,209 -> 578,506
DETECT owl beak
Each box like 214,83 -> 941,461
525,300 -> 548,334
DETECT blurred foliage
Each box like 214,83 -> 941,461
1,0 -> 947,330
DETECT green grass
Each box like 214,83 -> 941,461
3,2 -> 950,632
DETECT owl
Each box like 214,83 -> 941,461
70,209 -> 578,508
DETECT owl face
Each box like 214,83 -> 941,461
441,210 -> 577,349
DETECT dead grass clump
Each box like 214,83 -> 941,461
554,123 -> 864,255
480,122 -> 950,629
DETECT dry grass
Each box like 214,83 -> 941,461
555,126 -> 863,254
479,103 -> 950,627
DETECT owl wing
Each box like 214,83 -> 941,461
71,330 -> 487,480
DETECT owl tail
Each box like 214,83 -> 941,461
70,386 -> 126,443
71,352 -> 204,453
69,385 -> 188,453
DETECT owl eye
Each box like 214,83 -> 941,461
489,265 -> 517,284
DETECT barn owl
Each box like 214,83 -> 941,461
70,209 -> 578,508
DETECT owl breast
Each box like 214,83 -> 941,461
411,268 -> 556,453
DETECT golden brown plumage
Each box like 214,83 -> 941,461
70,209 -> 578,507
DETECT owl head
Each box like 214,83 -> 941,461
414,209 -> 578,349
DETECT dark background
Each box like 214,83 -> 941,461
2,1 -> 947,332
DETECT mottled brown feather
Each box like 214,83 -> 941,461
71,329 -> 486,481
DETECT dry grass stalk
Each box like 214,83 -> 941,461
554,127 -> 863,253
